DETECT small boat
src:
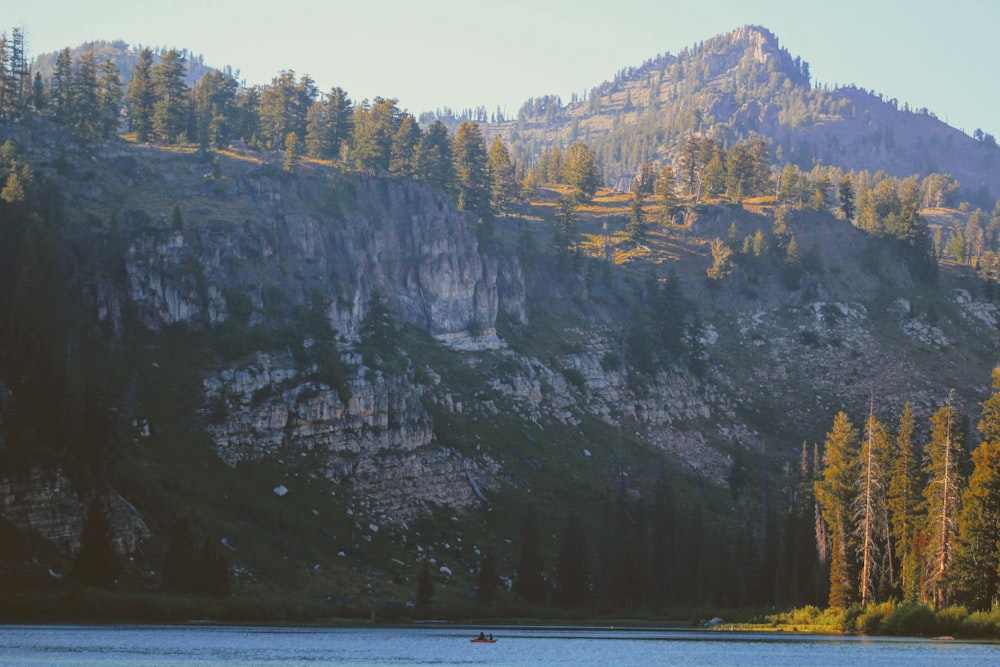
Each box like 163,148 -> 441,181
471,635 -> 497,643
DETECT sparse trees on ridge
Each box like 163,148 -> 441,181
564,141 -> 600,202
150,49 -> 189,143
452,120 -> 491,221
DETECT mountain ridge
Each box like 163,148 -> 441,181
1,23 -> 999,617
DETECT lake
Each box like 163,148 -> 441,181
1,624 -> 998,666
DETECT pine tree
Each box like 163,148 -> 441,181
97,57 -> 123,139
788,443 -> 820,605
192,70 -> 238,149
950,439 -> 1000,609
854,408 -> 889,605
725,141 -> 753,201
563,142 -> 600,203
283,131 -> 302,173
815,411 -> 860,608
950,369 -> 1000,609
702,153 -> 726,200
70,50 -> 100,141
414,120 -> 454,193
888,402 -> 922,602
706,238 -> 733,282
125,48 -> 155,141
655,163 -> 680,224
358,290 -> 395,366
73,496 -> 117,588
389,113 -> 420,177
51,48 -> 73,125
678,135 -> 700,196
782,235 -> 803,290
980,366 -> 1000,443
320,86 -> 352,160
488,136 -> 518,216
151,49 -> 189,143
550,196 -> 577,254
259,70 -> 308,150
922,398 -> 966,608
452,120 -> 492,222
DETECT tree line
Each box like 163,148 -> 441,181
810,372 -> 1000,612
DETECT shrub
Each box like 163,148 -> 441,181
841,604 -> 865,633
855,601 -> 895,634
960,608 -> 1000,638
882,602 -> 938,636
786,604 -> 821,625
936,605 -> 969,635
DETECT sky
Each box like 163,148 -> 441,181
7,0 -> 998,135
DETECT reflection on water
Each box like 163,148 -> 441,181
1,624 -> 998,666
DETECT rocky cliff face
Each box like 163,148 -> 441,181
3,131 -> 995,567
202,351 -> 500,522
0,466 -> 150,557
123,170 -> 511,348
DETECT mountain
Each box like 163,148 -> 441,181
468,25 -> 999,204
1,25 -> 999,618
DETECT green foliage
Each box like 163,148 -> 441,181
563,142 -> 600,202
549,195 -> 578,254
357,290 -> 406,373
889,402 -> 921,603
282,131 -> 302,173
627,191 -> 645,243
815,411 -> 860,608
880,602 -> 938,635
414,120 -> 454,193
150,50 -> 189,143
488,135 -> 518,216
305,86 -> 352,160
922,400 -> 965,608
348,97 -> 398,174
452,120 -> 492,221
950,436 -> 1000,609
960,606 -> 1000,638
655,164 -> 680,223
781,235 -> 803,290
706,237 -> 733,282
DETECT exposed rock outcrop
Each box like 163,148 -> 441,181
123,173 -> 507,347
0,466 -> 149,555
203,352 -> 499,521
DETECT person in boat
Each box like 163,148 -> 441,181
488,633 -> 493,641
477,632 -> 486,640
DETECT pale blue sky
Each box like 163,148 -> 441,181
8,0 -> 998,135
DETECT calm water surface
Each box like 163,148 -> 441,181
1,624 -> 998,666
